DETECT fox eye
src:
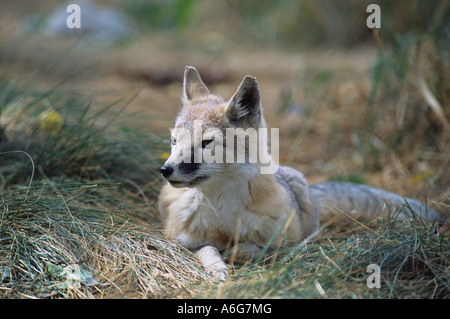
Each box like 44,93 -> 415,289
202,139 -> 214,149
171,138 -> 176,146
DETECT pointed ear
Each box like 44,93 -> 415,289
226,76 -> 262,128
183,66 -> 210,102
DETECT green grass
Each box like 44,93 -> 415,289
0,78 -> 166,198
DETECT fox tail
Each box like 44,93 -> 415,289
309,181 -> 444,225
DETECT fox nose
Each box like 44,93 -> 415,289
160,165 -> 174,178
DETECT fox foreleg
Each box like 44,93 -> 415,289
195,244 -> 268,280
195,245 -> 229,280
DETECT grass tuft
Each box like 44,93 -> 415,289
194,215 -> 449,299
0,180 -> 205,299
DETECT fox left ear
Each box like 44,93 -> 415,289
226,76 -> 262,128
183,66 -> 210,102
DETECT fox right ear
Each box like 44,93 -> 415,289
226,76 -> 262,128
183,66 -> 210,102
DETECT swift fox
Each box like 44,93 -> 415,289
158,66 -> 443,279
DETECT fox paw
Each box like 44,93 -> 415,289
205,263 -> 228,280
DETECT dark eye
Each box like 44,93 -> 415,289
202,139 -> 214,148
171,138 -> 176,146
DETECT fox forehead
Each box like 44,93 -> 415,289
174,95 -> 230,132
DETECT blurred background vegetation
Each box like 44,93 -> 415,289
0,0 -> 449,298
122,0 -> 448,48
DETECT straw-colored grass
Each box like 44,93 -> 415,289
193,214 -> 450,299
0,179 -> 206,298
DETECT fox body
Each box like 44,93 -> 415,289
158,66 -> 443,279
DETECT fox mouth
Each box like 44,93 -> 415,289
168,175 -> 209,187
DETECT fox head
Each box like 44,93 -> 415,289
160,66 -> 277,188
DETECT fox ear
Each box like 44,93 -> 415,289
183,66 -> 210,102
226,76 -> 262,128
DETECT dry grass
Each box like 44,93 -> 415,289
0,180 -> 206,299
192,215 -> 450,299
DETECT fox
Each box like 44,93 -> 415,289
158,66 -> 444,280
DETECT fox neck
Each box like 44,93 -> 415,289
196,163 -> 259,208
